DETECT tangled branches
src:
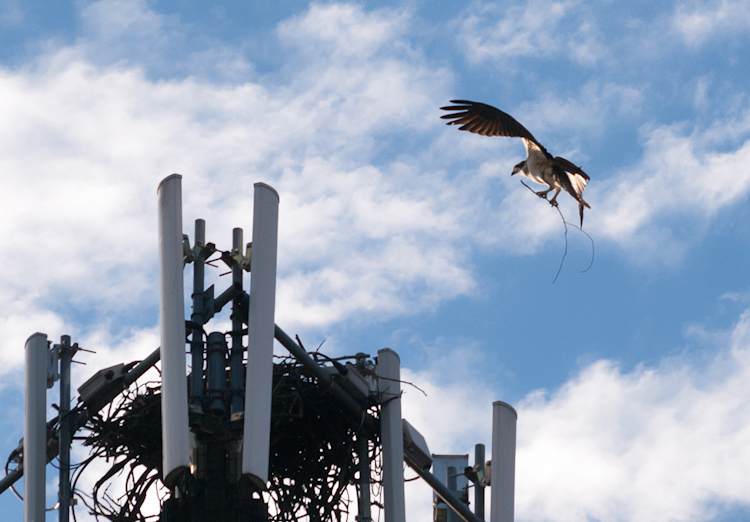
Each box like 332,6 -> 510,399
268,356 -> 380,522
72,355 -> 381,522
73,384 -> 167,521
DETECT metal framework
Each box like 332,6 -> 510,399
3,175 -> 517,522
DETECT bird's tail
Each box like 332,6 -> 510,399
578,198 -> 591,227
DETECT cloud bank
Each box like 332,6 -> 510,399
402,309 -> 750,522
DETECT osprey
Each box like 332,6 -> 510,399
440,100 -> 591,226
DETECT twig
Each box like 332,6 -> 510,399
376,375 -> 428,396
551,203 -> 569,284
519,181 -> 595,283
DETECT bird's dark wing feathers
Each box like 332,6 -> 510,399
441,99 -> 591,226
553,156 -> 590,181
440,100 -> 546,151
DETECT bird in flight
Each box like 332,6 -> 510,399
440,100 -> 591,226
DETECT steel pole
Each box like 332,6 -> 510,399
377,348 -> 405,522
230,227 -> 244,415
490,402 -> 517,522
357,435 -> 372,522
190,219 -> 206,406
24,333 -> 47,522
58,336 -> 73,522
474,444 -> 485,520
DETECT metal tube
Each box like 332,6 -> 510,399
377,348 -> 405,522
24,332 -> 47,522
273,325 -> 376,430
357,435 -> 372,522
490,402 -> 517,522
474,444 -> 485,520
59,336 -> 72,522
230,227 -> 244,415
123,348 -> 162,387
242,183 -> 280,486
406,463 -> 484,522
157,174 -> 190,487
206,332 -> 228,414
190,219 -> 206,405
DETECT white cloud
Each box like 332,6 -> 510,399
516,316 -> 750,522
591,116 -> 750,263
674,0 -> 750,46
4,0 -> 750,372
0,1 -> 469,376
400,310 -> 750,522
277,2 -> 411,61
516,82 -> 644,140
456,0 -> 606,66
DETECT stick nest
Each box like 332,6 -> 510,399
73,355 -> 381,522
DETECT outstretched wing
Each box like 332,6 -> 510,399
440,100 -> 545,150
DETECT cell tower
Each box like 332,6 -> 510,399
1,175 -> 517,522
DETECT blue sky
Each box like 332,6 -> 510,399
2,0 -> 750,521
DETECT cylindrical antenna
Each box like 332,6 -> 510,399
59,336 -> 73,522
490,401 -> 517,522
157,174 -> 190,487
377,348 -> 406,522
242,182 -> 280,487
474,443 -> 486,520
206,332 -> 228,415
24,332 -> 47,522
357,435 -> 372,522
230,227 -> 245,415
232,227 -> 243,252
190,219 -> 206,405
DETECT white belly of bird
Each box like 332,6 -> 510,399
525,154 -> 558,189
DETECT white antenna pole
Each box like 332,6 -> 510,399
24,332 -> 47,522
157,174 -> 190,486
377,348 -> 406,522
242,182 -> 280,487
490,401 -> 517,522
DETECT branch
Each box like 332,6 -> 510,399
519,181 -> 595,283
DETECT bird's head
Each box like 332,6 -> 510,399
511,161 -> 527,176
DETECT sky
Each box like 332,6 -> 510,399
2,0 -> 750,521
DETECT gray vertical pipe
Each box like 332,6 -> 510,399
490,402 -> 517,522
24,333 -> 47,522
357,435 -> 372,522
230,227 -> 244,414
190,219 -> 206,405
474,444 -> 485,520
377,348 -> 405,522
206,332 -> 228,414
58,335 -> 73,522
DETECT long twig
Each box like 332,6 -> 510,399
519,181 -> 595,283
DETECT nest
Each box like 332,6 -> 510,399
72,355 -> 381,522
